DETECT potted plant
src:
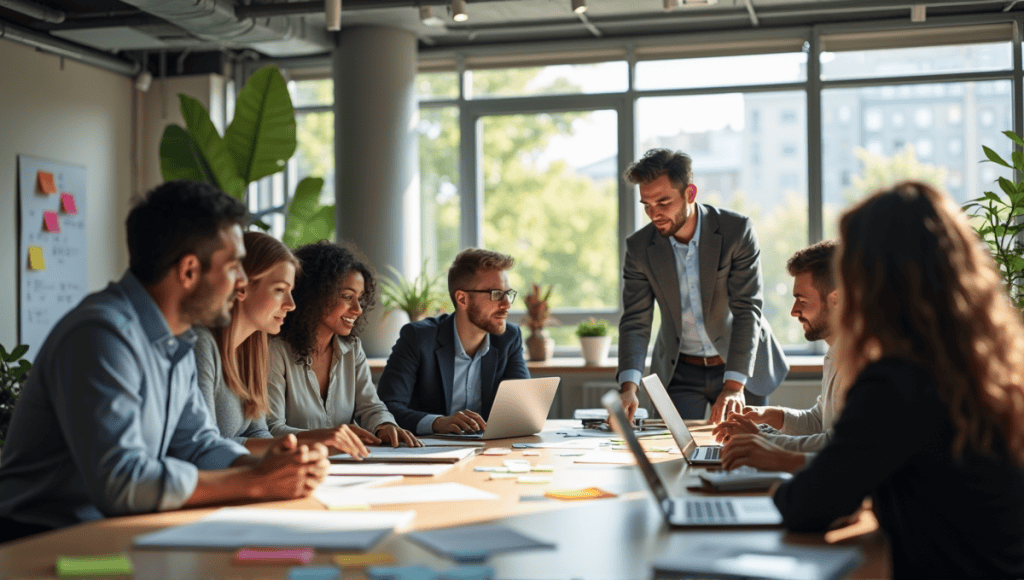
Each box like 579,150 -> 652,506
522,283 -> 557,361
576,318 -> 611,367
380,260 -> 447,322
0,344 -> 31,451
963,130 -> 1024,311
159,64 -> 333,247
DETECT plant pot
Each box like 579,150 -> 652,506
579,335 -> 611,366
526,330 -> 554,362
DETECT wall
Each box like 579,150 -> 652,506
0,38 -> 132,354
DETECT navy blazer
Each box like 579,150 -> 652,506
377,313 -> 530,431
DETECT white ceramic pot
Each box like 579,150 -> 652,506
579,335 -> 611,367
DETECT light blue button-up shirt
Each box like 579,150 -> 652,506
619,207 -> 747,388
416,323 -> 490,435
0,271 -> 248,530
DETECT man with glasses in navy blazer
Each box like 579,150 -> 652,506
378,249 -> 530,435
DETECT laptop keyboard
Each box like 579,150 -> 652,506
684,499 -> 737,523
705,446 -> 721,460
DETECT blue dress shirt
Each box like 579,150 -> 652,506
619,207 -> 748,388
416,323 -> 489,435
0,271 -> 248,530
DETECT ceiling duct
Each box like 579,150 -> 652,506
116,0 -> 333,57
0,18 -> 139,76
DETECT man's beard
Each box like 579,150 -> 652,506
654,205 -> 688,238
802,306 -> 831,342
467,301 -> 506,335
182,276 -> 234,329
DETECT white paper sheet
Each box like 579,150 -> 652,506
328,463 -> 454,477
315,482 -> 498,508
330,446 -> 477,463
573,451 -> 636,464
321,475 -> 403,488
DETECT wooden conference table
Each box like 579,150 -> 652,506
0,420 -> 888,579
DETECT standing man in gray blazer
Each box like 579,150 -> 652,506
617,149 -> 788,424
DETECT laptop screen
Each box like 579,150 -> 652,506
601,390 -> 672,512
641,374 -> 698,458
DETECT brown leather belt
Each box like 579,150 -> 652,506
678,353 -> 725,367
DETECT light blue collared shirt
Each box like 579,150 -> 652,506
0,271 -> 248,530
619,207 -> 747,388
416,323 -> 490,435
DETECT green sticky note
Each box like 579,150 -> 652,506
57,554 -> 132,576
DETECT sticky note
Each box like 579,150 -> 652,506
530,465 -> 553,472
545,487 -> 617,501
522,450 -> 541,456
335,552 -> 395,568
28,246 -> 46,270
37,171 -> 57,194
56,554 -> 132,576
288,565 -> 341,580
43,211 -> 60,233
516,475 -> 551,484
489,473 -> 518,480
232,547 -> 315,565
367,565 -> 437,580
61,193 -> 77,214
481,448 -> 510,456
438,565 -> 495,580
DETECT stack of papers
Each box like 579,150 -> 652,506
330,447 -> 477,464
314,482 -> 499,509
133,508 -> 414,550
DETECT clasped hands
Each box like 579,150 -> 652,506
711,406 -> 804,472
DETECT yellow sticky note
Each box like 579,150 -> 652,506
28,246 -> 46,270
334,552 -> 394,568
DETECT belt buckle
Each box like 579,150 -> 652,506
702,356 -> 712,367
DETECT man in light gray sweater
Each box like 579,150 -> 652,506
713,241 -> 840,472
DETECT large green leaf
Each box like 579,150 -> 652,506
283,177 -> 334,248
983,146 -> 1010,168
224,65 -> 296,185
179,95 -> 245,200
8,345 -> 28,362
159,124 -> 212,183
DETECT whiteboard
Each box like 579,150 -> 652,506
18,155 -> 88,361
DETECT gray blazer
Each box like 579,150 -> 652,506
617,204 -> 788,396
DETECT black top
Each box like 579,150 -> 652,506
774,357 -> 1024,579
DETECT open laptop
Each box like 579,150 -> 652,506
602,390 -> 782,527
642,374 -> 723,465
437,376 -> 561,440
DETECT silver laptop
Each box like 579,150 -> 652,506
438,377 -> 561,440
642,374 -> 722,465
603,390 -> 782,527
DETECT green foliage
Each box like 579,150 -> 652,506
843,144 -> 947,206
962,130 -> 1024,310
282,177 -> 334,248
159,65 -> 333,240
575,318 -> 610,337
0,343 -> 32,449
380,261 -> 447,321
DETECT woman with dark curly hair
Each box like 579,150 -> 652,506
268,241 -> 421,448
767,181 -> 1024,578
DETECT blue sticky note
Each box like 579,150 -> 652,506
438,565 -> 495,580
289,565 -> 341,580
367,565 -> 438,580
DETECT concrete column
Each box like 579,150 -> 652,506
334,26 -> 420,357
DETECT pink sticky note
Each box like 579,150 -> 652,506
232,547 -> 314,565
43,211 -> 60,233
61,193 -> 77,215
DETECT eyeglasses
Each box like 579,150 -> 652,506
462,289 -> 517,304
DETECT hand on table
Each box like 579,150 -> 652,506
617,382 -> 640,426
433,410 -> 487,434
251,434 -> 330,499
298,425 -> 369,459
712,412 -> 761,443
721,433 -> 806,473
375,423 -> 422,447
710,380 -> 745,424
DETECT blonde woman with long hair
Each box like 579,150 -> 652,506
194,232 -> 368,457
768,182 -> 1024,578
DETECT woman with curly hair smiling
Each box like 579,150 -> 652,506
768,181 -> 1024,578
268,241 -> 421,449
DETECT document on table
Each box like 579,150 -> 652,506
416,437 -> 486,447
573,451 -> 636,464
330,446 -> 477,463
406,523 -> 556,562
321,475 -> 403,488
512,439 -> 607,450
133,508 -> 414,550
315,482 -> 498,509
328,463 -> 454,477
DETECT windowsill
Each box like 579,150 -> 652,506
366,354 -> 823,375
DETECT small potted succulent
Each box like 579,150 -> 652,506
575,318 -> 611,367
522,283 -> 557,361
